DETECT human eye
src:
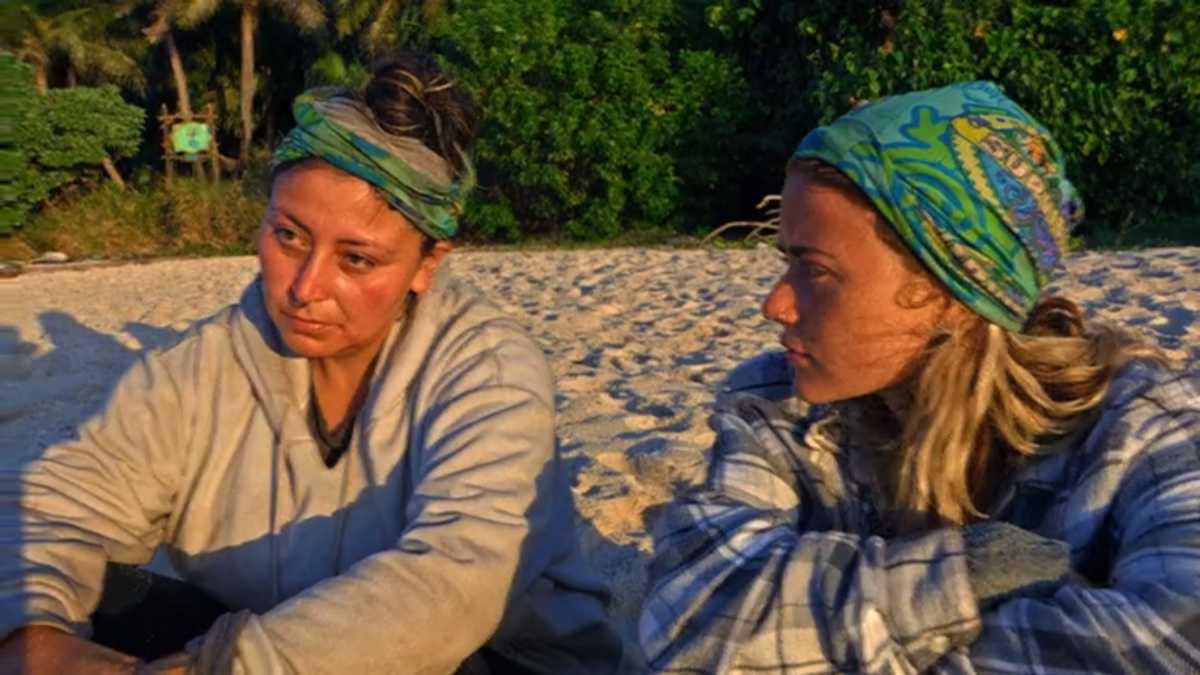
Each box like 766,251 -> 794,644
798,260 -> 831,278
342,252 -> 376,271
272,225 -> 303,248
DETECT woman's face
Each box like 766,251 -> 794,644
763,172 -> 951,404
258,162 -> 449,361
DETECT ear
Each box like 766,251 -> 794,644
896,275 -> 945,310
409,240 -> 453,295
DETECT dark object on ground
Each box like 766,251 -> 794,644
91,563 -> 541,672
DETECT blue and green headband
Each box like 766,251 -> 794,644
793,81 -> 1084,331
271,87 -> 474,240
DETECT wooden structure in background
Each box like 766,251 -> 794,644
158,104 -> 220,186
702,194 -> 782,246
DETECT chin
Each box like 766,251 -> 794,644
278,335 -> 328,358
273,324 -> 342,359
791,378 -> 857,405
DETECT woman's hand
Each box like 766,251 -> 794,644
0,625 -> 140,674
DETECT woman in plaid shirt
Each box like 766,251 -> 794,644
640,81 -> 1200,673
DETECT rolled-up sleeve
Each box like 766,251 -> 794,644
639,398 -> 981,674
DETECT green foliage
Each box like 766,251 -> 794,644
2,56 -> 144,234
333,0 -> 449,57
10,3 -> 147,94
6,0 -> 1200,250
700,0 -> 1200,244
443,0 -> 748,242
176,0 -> 325,33
21,177 -> 266,258
304,51 -> 370,89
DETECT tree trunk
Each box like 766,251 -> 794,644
65,65 -> 77,88
34,66 -> 48,94
263,83 -> 274,147
102,158 -> 127,191
169,29 -> 208,181
238,0 -> 259,169
165,29 -> 192,116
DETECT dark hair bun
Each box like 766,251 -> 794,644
360,53 -> 478,176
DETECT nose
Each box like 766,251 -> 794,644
762,276 -> 798,326
288,252 -> 331,308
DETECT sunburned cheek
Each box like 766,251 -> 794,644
348,276 -> 411,320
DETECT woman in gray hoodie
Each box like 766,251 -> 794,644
0,54 -> 633,674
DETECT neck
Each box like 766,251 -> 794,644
310,336 -> 387,431
312,350 -> 379,394
878,385 -> 913,425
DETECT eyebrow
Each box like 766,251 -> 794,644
776,242 -> 837,261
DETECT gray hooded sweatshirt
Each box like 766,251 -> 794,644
0,266 -> 633,674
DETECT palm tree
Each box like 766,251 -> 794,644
13,5 -> 145,95
124,0 -> 194,116
12,3 -> 146,190
332,0 -> 446,57
177,0 -> 325,168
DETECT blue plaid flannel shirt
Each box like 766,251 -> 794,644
639,353 -> 1200,674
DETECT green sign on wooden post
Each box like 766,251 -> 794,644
159,104 -> 220,186
170,122 -> 213,160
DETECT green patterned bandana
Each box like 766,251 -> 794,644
271,87 -> 474,240
792,81 -> 1083,331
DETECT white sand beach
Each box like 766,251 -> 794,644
3,248 -> 1199,633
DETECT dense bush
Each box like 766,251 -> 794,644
6,0 -> 1198,253
443,0 -> 748,242
1,56 -> 144,234
21,178 -> 266,259
699,0 -> 1200,244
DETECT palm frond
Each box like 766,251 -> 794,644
15,34 -> 47,68
16,4 -> 149,94
50,28 -> 87,67
199,76 -> 244,135
16,7 -> 49,43
306,50 -> 368,88
333,0 -> 374,38
269,0 -> 325,33
363,0 -> 401,57
137,0 -> 190,42
160,0 -> 198,21
80,42 -> 147,94
420,0 -> 446,27
114,1 -> 143,20
178,0 -> 223,30
44,8 -> 95,29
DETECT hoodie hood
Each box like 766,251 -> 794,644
226,266 -> 462,442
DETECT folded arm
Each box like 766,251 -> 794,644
640,395 -> 1200,674
953,405 -> 1200,674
